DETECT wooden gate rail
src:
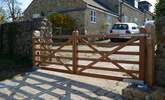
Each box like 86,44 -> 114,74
32,31 -> 147,82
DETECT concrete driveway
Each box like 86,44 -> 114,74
0,69 -> 129,100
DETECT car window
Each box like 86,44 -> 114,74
112,24 -> 128,30
132,27 -> 137,29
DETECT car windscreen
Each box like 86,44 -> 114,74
112,24 -> 129,30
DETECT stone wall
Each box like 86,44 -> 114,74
0,18 -> 46,65
155,17 -> 165,87
122,85 -> 165,100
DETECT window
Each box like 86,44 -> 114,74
90,10 -> 96,23
132,27 -> 137,29
112,24 -> 129,30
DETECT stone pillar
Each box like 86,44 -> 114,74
37,18 -> 53,64
39,18 -> 52,39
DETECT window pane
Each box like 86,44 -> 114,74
90,10 -> 96,23
112,24 -> 128,30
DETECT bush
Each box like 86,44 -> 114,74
48,13 -> 76,36
155,0 -> 165,44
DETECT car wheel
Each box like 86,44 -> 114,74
121,38 -> 129,42
111,38 -> 118,42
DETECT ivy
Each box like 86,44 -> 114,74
155,0 -> 165,44
155,0 -> 165,18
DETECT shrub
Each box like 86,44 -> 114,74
155,0 -> 165,18
155,0 -> 165,44
48,13 -> 76,36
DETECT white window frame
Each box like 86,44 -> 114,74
90,10 -> 96,23
32,13 -> 41,19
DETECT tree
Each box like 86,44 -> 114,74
155,0 -> 165,18
0,0 -> 22,22
155,0 -> 165,44
0,7 -> 6,23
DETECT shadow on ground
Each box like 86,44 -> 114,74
0,69 -> 123,100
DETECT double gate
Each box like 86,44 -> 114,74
32,31 -> 146,81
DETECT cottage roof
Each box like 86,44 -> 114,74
82,0 -> 117,15
83,0 -> 109,11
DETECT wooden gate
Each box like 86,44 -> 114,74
32,31 -> 146,81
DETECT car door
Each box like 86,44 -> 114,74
131,25 -> 139,34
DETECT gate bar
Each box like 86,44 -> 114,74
72,31 -> 79,74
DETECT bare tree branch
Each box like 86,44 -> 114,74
1,0 -> 22,22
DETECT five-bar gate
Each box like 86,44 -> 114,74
32,31 -> 147,81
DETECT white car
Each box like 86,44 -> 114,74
110,23 -> 140,42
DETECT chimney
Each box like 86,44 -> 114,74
125,0 -> 135,7
138,1 -> 152,12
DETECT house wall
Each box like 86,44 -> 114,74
24,0 -> 87,34
145,12 -> 153,21
84,7 -> 118,34
24,0 -> 119,34
24,0 -> 86,20
122,3 -> 153,25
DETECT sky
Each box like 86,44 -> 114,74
144,0 -> 157,12
20,0 -> 157,12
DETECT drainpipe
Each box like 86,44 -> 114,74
143,9 -> 146,25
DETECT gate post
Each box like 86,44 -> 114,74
72,30 -> 79,74
139,36 -> 146,81
144,22 -> 156,86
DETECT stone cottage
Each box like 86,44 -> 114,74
24,0 -> 154,34
121,0 -> 154,25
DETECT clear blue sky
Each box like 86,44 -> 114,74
20,0 -> 157,12
20,0 -> 33,11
